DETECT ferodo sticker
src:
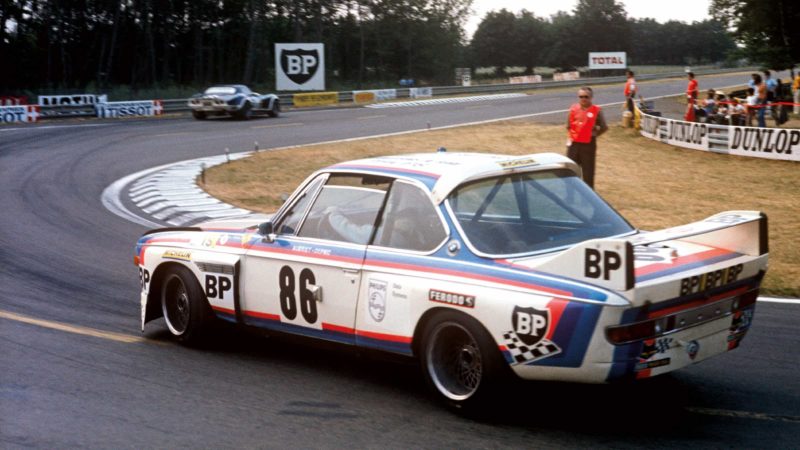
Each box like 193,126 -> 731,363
429,289 -> 475,308
499,157 -> 537,169
679,263 -> 743,296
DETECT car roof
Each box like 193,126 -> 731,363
326,152 -> 580,204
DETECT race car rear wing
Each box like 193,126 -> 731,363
531,211 -> 767,293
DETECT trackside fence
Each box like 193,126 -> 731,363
635,106 -> 800,162
1,67 -> 757,124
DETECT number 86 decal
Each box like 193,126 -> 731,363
279,266 -> 318,324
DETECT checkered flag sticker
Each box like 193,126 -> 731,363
502,331 -> 561,365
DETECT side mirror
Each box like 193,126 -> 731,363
258,221 -> 276,243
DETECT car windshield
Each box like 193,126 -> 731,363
204,86 -> 237,95
447,169 -> 633,256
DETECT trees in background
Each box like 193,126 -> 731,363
0,0 -> 471,91
470,1 -> 735,73
712,0 -> 799,70
0,0 -> 748,92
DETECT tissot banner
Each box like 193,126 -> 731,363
275,43 -> 325,91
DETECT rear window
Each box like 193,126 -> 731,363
448,169 -> 633,256
205,87 -> 237,95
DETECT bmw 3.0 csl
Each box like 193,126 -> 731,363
188,84 -> 280,120
135,152 -> 768,410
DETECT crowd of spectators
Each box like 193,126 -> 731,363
691,70 -> 796,127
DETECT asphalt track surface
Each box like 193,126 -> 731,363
2,72 -> 798,448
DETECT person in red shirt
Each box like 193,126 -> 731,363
685,72 -> 698,121
566,87 -> 608,189
624,70 -> 637,112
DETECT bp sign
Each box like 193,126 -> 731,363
275,43 -> 325,91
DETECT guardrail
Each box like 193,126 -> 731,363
30,67 -> 754,119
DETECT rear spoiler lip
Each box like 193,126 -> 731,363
629,212 -> 768,257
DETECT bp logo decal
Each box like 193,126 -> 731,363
512,305 -> 550,346
280,48 -> 320,85
502,305 -> 561,365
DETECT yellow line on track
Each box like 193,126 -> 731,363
0,309 -> 147,344
251,122 -> 304,129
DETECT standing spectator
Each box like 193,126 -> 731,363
566,87 -> 608,189
745,87 -> 758,126
624,70 -> 637,112
685,72 -> 698,122
793,72 -> 800,115
748,73 -> 759,90
764,71 -> 777,101
755,73 -> 768,128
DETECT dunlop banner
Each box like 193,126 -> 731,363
293,92 -> 338,107
96,100 -> 163,118
727,125 -> 800,161
638,108 -> 799,162
0,105 -> 40,123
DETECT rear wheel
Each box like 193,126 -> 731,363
161,266 -> 212,344
421,311 -> 508,412
268,100 -> 281,118
192,110 -> 207,120
234,101 -> 252,120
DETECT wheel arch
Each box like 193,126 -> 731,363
411,307 -> 501,359
144,261 -> 202,325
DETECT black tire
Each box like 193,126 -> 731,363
268,100 -> 281,118
161,265 -> 213,344
234,101 -> 252,120
192,110 -> 207,120
420,310 -> 509,412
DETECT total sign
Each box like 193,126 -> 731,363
275,43 -> 325,91
588,52 -> 627,70
0,105 -> 40,124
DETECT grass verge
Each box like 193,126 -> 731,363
202,121 -> 799,297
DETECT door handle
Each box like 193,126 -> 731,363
342,268 -> 360,275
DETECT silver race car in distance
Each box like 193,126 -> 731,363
188,85 -> 280,120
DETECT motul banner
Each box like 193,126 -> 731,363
96,100 -> 163,118
0,105 -> 40,123
275,43 -> 325,91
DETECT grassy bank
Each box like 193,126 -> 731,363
202,121 -> 799,297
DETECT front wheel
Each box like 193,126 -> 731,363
268,100 -> 281,118
161,266 -> 213,344
421,311 -> 509,412
192,110 -> 207,120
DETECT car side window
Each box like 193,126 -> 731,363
297,174 -> 391,245
373,181 -> 447,252
275,176 -> 325,235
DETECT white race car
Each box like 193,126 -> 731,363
188,85 -> 280,120
135,152 -> 768,410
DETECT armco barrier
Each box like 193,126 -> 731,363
12,67 -> 757,122
637,107 -> 799,162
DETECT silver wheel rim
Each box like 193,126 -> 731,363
426,322 -> 483,401
162,275 -> 190,335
